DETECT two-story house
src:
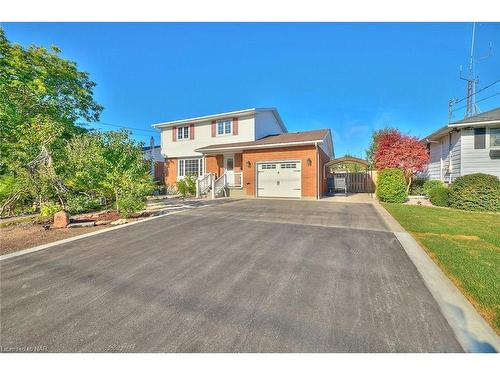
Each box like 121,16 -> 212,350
152,108 -> 334,199
422,107 -> 500,182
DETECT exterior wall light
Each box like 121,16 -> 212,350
307,158 -> 312,166
246,161 -> 251,168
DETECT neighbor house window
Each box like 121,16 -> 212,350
474,128 -> 486,149
490,128 -> 500,148
178,158 -> 203,178
177,126 -> 189,140
217,120 -> 231,135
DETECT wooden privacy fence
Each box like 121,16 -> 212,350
326,172 -> 375,194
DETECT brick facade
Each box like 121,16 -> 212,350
164,147 -> 328,199
164,158 -> 177,186
241,145 -> 319,198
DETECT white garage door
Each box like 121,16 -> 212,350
257,161 -> 302,198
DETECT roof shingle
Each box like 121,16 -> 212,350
195,129 -> 330,152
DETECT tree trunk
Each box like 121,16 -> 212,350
406,175 -> 412,195
115,189 -> 119,211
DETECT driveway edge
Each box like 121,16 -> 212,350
373,201 -> 500,353
0,201 -> 224,261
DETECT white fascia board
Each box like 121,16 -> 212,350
196,140 -> 323,154
449,119 -> 500,128
152,108 -> 257,128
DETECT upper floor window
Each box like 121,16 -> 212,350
177,126 -> 189,140
217,120 -> 231,135
490,128 -> 500,148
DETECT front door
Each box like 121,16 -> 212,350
224,155 -> 234,185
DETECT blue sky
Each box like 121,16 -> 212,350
2,22 -> 500,157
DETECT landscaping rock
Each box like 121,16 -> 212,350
95,220 -> 112,226
53,211 -> 70,229
110,219 -> 128,226
67,221 -> 95,228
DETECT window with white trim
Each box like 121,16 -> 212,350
177,126 -> 189,140
217,120 -> 231,135
178,158 -> 203,178
490,128 -> 500,148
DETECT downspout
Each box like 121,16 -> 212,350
315,142 -> 320,200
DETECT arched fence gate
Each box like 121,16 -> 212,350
325,156 -> 375,196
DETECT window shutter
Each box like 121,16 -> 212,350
474,128 -> 485,149
211,120 -> 216,137
172,126 -> 177,142
189,123 -> 195,140
232,117 -> 238,135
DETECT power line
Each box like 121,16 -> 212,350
454,79 -> 500,104
80,121 -> 159,136
452,91 -> 500,113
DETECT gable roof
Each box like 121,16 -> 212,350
195,129 -> 331,153
450,107 -> 500,126
151,108 -> 287,133
423,107 -> 500,142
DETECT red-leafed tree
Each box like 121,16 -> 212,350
374,130 -> 429,192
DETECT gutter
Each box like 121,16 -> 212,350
196,140 -> 324,153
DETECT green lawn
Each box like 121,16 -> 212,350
382,203 -> 500,333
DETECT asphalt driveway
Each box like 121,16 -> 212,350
0,199 -> 462,352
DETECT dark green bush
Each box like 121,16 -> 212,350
429,186 -> 449,207
409,179 -> 426,195
376,168 -> 408,203
448,173 -> 500,212
423,180 -> 444,196
66,195 -> 101,214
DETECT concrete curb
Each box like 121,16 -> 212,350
373,201 -> 500,353
0,202 -> 222,262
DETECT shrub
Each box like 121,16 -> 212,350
448,173 -> 500,212
40,202 -> 61,219
66,195 -> 101,215
117,194 -> 145,218
409,179 -> 426,195
423,180 -> 444,197
176,175 -> 197,197
376,168 -> 408,203
428,186 -> 449,207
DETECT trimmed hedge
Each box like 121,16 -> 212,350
423,180 -> 444,197
448,173 -> 500,212
429,186 -> 449,207
376,168 -> 408,203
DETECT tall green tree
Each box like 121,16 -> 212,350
0,27 -> 103,213
65,130 -> 155,217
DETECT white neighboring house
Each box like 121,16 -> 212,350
422,107 -> 500,183
142,144 -> 165,181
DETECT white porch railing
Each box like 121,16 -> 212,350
213,174 -> 227,197
229,172 -> 243,188
196,173 -> 214,198
196,172 -> 243,199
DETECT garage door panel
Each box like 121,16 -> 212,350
257,161 -> 301,198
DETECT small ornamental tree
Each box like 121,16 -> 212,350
374,130 -> 429,193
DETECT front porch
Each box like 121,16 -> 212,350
197,152 -> 244,198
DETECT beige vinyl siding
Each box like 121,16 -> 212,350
450,131 -> 461,181
460,128 -> 500,178
427,141 -> 442,180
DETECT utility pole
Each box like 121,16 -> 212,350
460,22 -> 480,118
